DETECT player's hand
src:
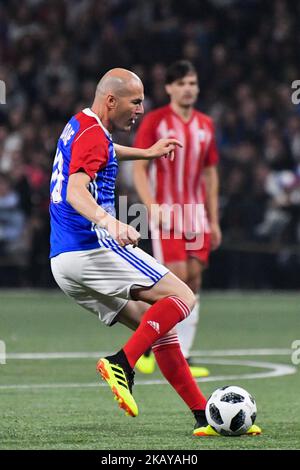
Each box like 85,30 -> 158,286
145,138 -> 183,162
106,218 -> 141,247
210,222 -> 222,251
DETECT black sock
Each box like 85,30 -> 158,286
193,409 -> 207,426
106,349 -> 132,373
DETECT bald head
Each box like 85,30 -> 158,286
91,68 -> 144,133
96,68 -> 143,98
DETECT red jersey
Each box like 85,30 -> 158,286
134,104 -> 219,232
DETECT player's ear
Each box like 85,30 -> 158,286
165,84 -> 172,97
107,94 -> 117,109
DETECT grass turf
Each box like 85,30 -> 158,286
0,290 -> 299,450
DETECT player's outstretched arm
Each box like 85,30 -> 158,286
67,172 -> 140,246
114,138 -> 182,162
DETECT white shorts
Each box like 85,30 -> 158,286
50,243 -> 169,326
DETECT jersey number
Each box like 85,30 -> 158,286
51,149 -> 64,203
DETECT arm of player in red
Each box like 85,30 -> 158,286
203,119 -> 222,251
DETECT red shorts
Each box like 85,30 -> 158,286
151,231 -> 211,266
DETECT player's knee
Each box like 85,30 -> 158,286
166,275 -> 195,311
178,285 -> 196,312
175,270 -> 188,284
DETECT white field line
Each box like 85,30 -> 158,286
5,348 -> 292,360
0,358 -> 296,391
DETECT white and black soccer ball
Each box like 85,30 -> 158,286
205,385 -> 257,436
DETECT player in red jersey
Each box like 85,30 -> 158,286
133,61 -> 222,377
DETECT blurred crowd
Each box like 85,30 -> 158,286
0,0 -> 300,288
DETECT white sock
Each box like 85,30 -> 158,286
176,294 -> 200,359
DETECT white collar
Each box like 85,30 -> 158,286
82,108 -> 112,139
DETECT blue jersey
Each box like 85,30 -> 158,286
49,108 -> 118,258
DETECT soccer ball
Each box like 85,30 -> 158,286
205,385 -> 257,436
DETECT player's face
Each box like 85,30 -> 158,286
114,82 -> 144,132
166,73 -> 199,108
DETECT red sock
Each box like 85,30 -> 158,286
123,296 -> 190,368
152,334 -> 207,411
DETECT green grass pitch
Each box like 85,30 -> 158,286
0,290 -> 299,450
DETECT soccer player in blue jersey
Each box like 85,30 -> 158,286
49,68 -> 261,437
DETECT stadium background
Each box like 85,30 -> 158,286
1,0 -> 300,289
